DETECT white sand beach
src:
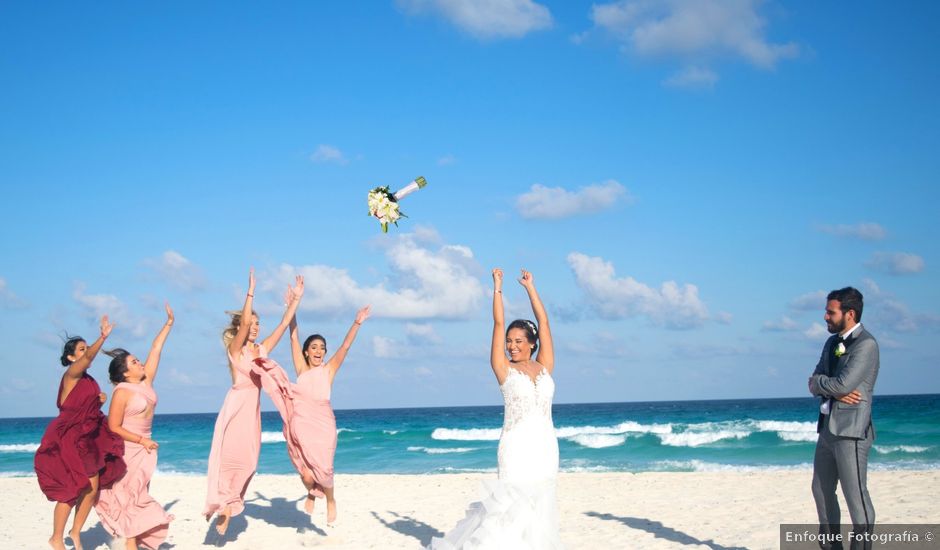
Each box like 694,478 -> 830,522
2,470 -> 937,549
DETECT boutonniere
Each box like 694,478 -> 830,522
834,342 -> 846,357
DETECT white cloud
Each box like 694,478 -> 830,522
399,0 -> 552,39
0,278 -> 28,309
789,290 -> 826,311
265,232 -> 485,320
816,222 -> 886,241
373,335 -> 402,359
516,180 -> 631,219
437,154 -> 457,166
567,252 -> 709,329
860,278 -> 917,332
72,283 -> 147,338
405,322 -> 443,344
672,342 -> 752,359
590,0 -> 798,84
663,66 -> 718,89
866,252 -> 925,276
143,250 -> 206,291
762,315 -> 798,332
804,322 -> 828,340
310,144 -> 348,165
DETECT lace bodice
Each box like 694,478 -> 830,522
500,367 -> 555,433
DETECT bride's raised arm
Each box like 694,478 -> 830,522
490,268 -> 508,382
519,269 -> 553,373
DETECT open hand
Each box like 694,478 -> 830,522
165,303 -> 174,326
290,275 -> 305,301
355,305 -> 371,325
248,267 -> 256,295
100,315 -> 114,338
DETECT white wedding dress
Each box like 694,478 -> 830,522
429,366 -> 563,549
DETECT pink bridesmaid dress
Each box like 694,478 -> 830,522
95,383 -> 173,549
289,366 -> 337,498
203,346 -> 264,520
203,345 -> 300,519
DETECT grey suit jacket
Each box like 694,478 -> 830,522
809,323 -> 880,439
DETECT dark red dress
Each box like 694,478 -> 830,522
34,373 -> 126,504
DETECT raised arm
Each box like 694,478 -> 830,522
108,389 -> 158,453
490,268 -> 508,382
65,315 -> 114,379
288,312 -> 307,377
327,305 -> 370,381
143,303 -> 174,384
228,268 -> 256,357
261,275 -> 304,352
520,269 -> 553,372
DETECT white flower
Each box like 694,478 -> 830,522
834,342 -> 846,357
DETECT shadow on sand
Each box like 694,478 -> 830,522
585,511 -> 750,550
371,510 -> 445,547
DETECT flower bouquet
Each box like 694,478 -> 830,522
367,176 -> 428,233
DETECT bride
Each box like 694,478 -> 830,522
429,268 -> 562,549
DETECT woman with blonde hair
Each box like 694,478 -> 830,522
203,268 -> 304,536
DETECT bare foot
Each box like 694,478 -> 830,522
215,507 -> 231,536
68,529 -> 83,550
326,499 -> 337,526
48,537 -> 67,550
304,495 -> 315,515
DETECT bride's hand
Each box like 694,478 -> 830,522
518,269 -> 534,289
492,268 -> 503,290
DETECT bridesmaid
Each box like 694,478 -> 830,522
35,315 -> 126,550
286,305 -> 370,525
203,269 -> 304,536
95,304 -> 175,550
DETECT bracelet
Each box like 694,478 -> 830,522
247,293 -> 254,298
137,435 -> 143,443
495,290 -> 502,293
354,321 -> 361,325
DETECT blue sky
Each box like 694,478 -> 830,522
1,1 -> 938,417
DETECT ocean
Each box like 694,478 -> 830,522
2,394 -> 938,477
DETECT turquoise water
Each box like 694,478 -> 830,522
2,395 -> 938,476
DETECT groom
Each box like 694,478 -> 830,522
808,287 -> 879,550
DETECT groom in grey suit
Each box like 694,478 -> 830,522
808,287 -> 879,550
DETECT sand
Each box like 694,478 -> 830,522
2,470 -> 937,549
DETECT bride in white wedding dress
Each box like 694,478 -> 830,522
429,268 -> 562,549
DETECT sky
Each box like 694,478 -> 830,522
1,1 -> 938,418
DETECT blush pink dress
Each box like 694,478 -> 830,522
289,366 -> 337,498
95,382 -> 173,549
203,344 -> 300,519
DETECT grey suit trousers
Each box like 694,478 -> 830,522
812,414 -> 876,538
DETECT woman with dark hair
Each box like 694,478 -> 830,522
203,269 -> 304,537
35,315 -> 126,550
430,268 -> 561,549
94,304 -> 175,550
286,304 -> 370,525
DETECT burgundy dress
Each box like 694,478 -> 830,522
34,373 -> 126,505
